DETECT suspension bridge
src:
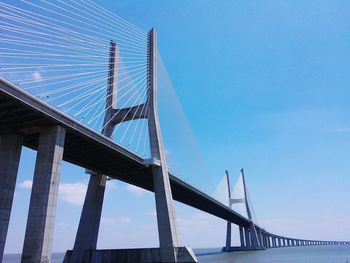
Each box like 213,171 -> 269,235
0,1 -> 348,263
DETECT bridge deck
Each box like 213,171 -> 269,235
0,77 -> 250,228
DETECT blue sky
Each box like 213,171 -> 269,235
4,0 -> 350,253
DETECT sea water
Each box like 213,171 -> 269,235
3,245 -> 350,263
196,245 -> 350,263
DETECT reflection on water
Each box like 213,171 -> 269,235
3,246 -> 350,263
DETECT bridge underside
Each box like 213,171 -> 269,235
0,79 -> 250,228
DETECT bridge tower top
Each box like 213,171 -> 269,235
225,169 -> 262,249
225,168 -> 255,223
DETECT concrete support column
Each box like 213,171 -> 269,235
0,134 -> 23,262
244,227 -> 250,247
71,172 -> 106,262
260,231 -> 264,248
239,226 -> 244,247
261,234 -> 265,247
71,40 -> 116,263
147,29 -> 180,262
248,223 -> 260,249
22,126 -> 66,263
225,221 -> 231,250
267,235 -> 270,248
263,234 -> 267,248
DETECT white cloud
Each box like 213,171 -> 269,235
17,180 -> 109,206
101,217 -> 115,225
106,180 -> 118,191
147,210 -> 157,217
58,222 -> 71,227
101,216 -> 131,225
175,212 -> 226,247
59,182 -> 87,206
18,180 -> 33,189
32,71 -> 43,81
177,213 -> 213,227
118,216 -> 131,224
125,184 -> 148,196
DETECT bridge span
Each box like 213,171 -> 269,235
1,77 -> 348,263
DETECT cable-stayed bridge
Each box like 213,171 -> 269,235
0,1 -> 347,263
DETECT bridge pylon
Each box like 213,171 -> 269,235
68,40 -> 119,263
222,169 -> 264,252
63,29 -> 197,263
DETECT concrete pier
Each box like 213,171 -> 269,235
244,227 -> 250,247
21,126 -> 66,263
224,171 -> 232,251
147,28 -> 182,262
0,134 -> 22,262
71,172 -> 106,263
70,40 -> 117,263
239,226 -> 244,247
225,221 -> 231,250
